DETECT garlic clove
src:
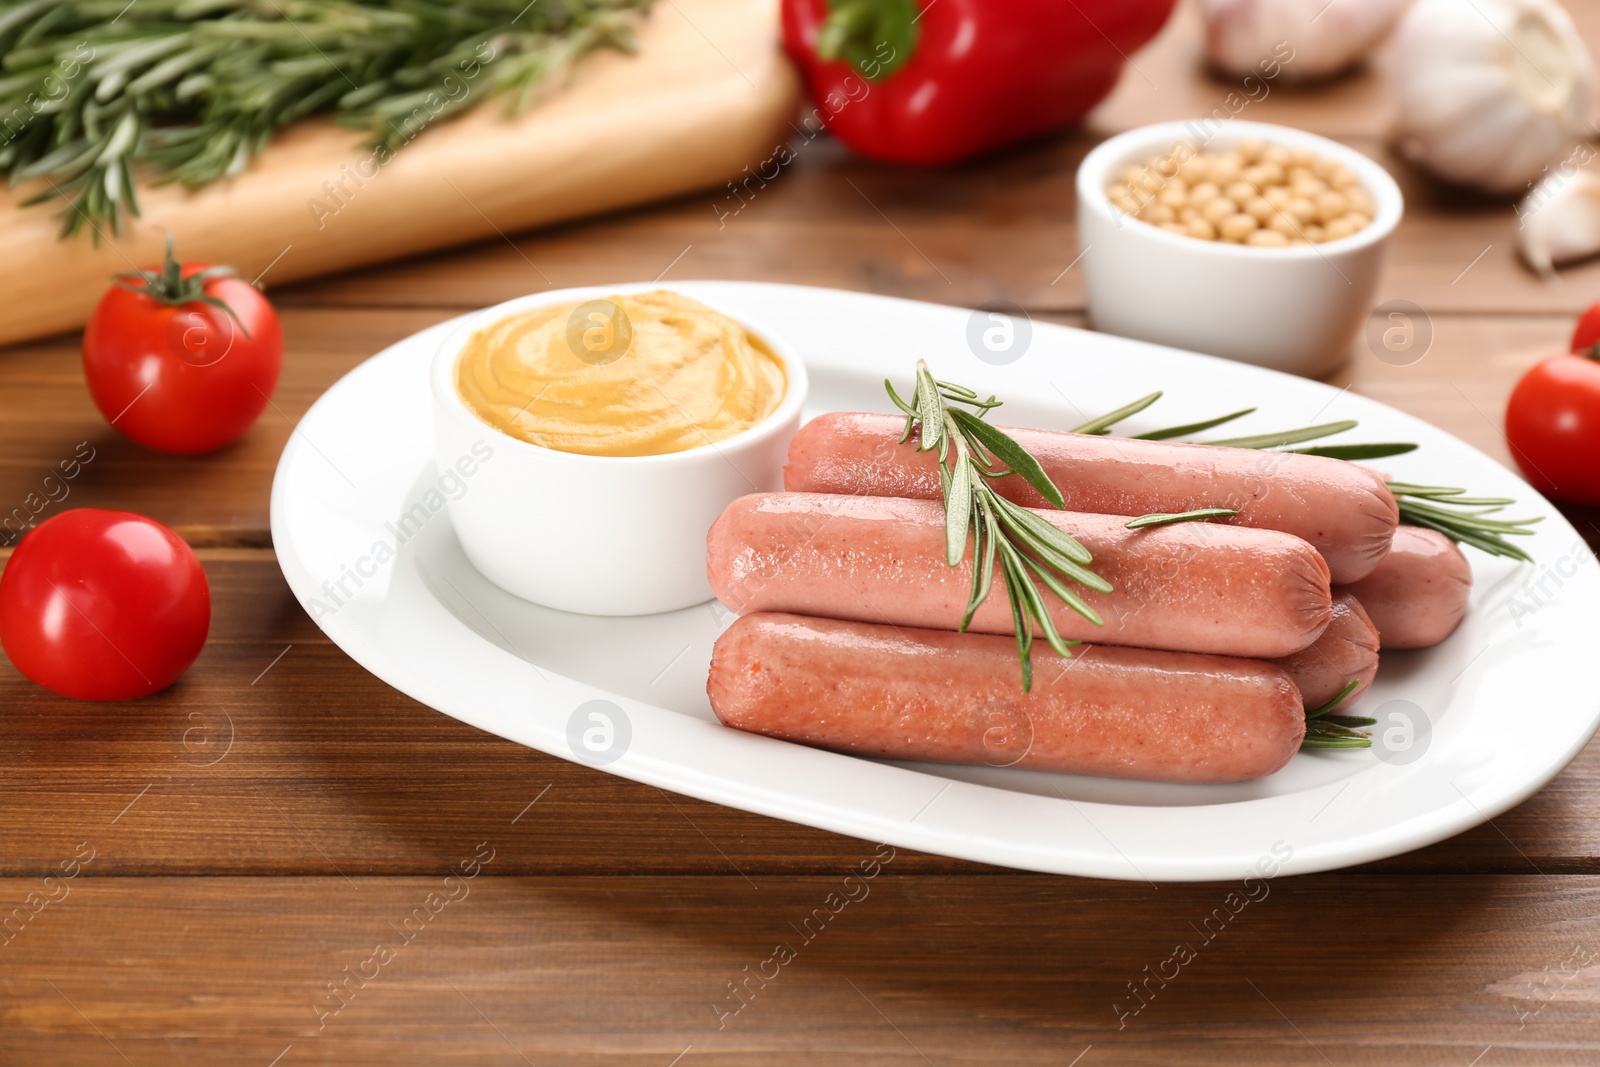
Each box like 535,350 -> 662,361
1202,0 -> 1410,82
1392,0 -> 1595,195
1424,82 -> 1557,190
1517,169 -> 1600,275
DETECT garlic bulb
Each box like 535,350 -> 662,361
1517,166 -> 1600,273
1201,0 -> 1411,81
1392,0 -> 1595,195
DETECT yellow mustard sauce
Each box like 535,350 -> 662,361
454,290 -> 787,457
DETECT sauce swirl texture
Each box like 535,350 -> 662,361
455,290 -> 786,457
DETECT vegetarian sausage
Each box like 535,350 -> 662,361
1271,592 -> 1380,708
1338,526 -> 1472,649
708,492 -> 1333,658
784,411 -> 1399,583
708,612 -> 1307,783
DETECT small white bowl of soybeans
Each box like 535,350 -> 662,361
1076,119 -> 1403,378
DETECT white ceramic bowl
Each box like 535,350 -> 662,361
1076,119 -> 1404,378
429,284 -> 807,616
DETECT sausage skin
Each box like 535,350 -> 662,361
1337,526 -> 1472,650
1271,592 -> 1380,709
707,492 -> 1332,659
784,411 -> 1399,583
709,613 -> 1307,783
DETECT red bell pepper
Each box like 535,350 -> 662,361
781,0 -> 1178,165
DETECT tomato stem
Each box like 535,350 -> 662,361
113,232 -> 250,335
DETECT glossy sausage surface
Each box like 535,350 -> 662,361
708,492 -> 1332,659
1337,526 -> 1472,649
1272,592 -> 1380,708
709,613 -> 1307,783
784,411 -> 1399,583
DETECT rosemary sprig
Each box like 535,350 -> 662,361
887,362 -> 1111,691
1301,679 -> 1374,749
1307,679 -> 1361,720
0,0 -> 653,237
1074,394 -> 1540,561
1387,483 -> 1541,562
1303,720 -> 1374,749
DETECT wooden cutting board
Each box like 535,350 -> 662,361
0,0 -> 799,348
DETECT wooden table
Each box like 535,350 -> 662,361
5,4 -> 1600,1063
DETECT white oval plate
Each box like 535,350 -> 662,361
270,282 -> 1600,881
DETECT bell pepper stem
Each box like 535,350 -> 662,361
815,0 -> 917,80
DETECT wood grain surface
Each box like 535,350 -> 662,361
4,0 -> 1600,1062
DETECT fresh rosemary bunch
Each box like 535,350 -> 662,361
1078,393 -> 1541,562
0,0 -> 653,237
886,362 -> 1113,692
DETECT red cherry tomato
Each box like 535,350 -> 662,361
1570,299 -> 1600,353
1505,350 -> 1600,506
83,236 -> 282,454
0,509 -> 210,700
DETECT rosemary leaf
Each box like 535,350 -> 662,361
991,494 -> 1094,565
1307,678 -> 1360,720
944,444 -> 973,567
1069,391 -> 1162,435
1125,508 -> 1237,529
1019,553 -> 1102,633
1305,721 -> 1373,740
1301,735 -> 1373,750
1319,714 -> 1378,728
1203,419 -> 1359,449
962,495 -> 998,631
949,408 -> 1066,509
915,363 -> 943,452
935,379 -> 1001,414
884,380 -> 918,442
1384,482 -> 1464,498
1000,554 -> 1036,692
1289,442 -> 1419,460
991,501 -> 1109,596
1421,496 -> 1517,507
1001,543 -> 1075,660
1132,407 -> 1256,440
